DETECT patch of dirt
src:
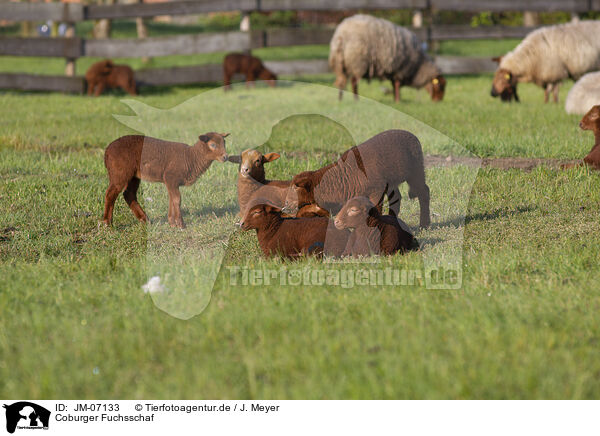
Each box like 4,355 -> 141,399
425,155 -> 581,171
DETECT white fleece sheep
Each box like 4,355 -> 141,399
565,71 -> 600,114
329,14 -> 444,102
495,20 -> 600,103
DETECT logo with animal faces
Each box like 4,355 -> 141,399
114,80 -> 481,319
3,402 -> 50,434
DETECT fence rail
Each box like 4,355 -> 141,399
2,0 -> 600,22
1,0 -> 599,92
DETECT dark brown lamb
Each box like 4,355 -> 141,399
85,60 -> 137,96
103,133 -> 229,228
223,53 -> 277,90
334,196 -> 418,257
240,200 -> 349,259
562,105 -> 600,170
227,149 -> 328,218
282,129 -> 431,228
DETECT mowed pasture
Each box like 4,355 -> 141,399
2,42 -> 600,398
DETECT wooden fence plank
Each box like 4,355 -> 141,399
85,0 -> 255,20
435,56 -> 497,74
84,32 -> 250,58
0,73 -> 84,93
136,64 -> 223,85
0,37 -> 82,58
0,3 -> 83,22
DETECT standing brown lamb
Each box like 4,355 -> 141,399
223,53 -> 277,90
562,105 -> 600,170
85,60 -> 137,96
102,133 -> 229,228
240,200 -> 349,259
282,129 -> 431,228
227,149 -> 328,218
334,196 -> 418,257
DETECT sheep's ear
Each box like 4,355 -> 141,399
219,132 -> 230,138
262,152 -> 280,163
491,56 -> 502,64
198,134 -> 210,143
227,155 -> 241,164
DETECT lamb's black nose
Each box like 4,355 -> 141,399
490,86 -> 498,97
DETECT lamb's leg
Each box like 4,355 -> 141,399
351,76 -> 359,100
417,184 -> 431,229
87,81 -> 95,96
123,177 -> 148,223
224,71 -> 231,90
387,187 -> 401,217
544,84 -> 551,104
166,184 -> 185,229
94,82 -> 106,97
103,183 -> 123,226
393,79 -> 400,102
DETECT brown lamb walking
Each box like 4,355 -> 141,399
562,105 -> 600,170
85,60 -> 137,96
223,53 -> 277,90
102,133 -> 229,228
334,196 -> 418,257
283,129 -> 431,228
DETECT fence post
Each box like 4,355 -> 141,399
65,23 -> 76,77
240,11 -> 251,54
412,10 -> 423,28
523,11 -> 540,27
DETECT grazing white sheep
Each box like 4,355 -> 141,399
329,14 -> 446,102
565,71 -> 600,114
491,20 -> 600,103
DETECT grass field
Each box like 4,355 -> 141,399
2,43 -> 600,398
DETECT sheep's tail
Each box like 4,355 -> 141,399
329,33 -> 347,88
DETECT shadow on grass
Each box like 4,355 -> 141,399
432,205 -> 534,229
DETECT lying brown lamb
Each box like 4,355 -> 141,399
282,129 -> 431,228
85,60 -> 137,96
562,105 -> 600,170
334,197 -> 418,257
227,149 -> 328,218
240,200 -> 349,259
223,53 -> 277,90
103,133 -> 229,228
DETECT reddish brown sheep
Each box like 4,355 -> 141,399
102,133 -> 229,228
562,105 -> 600,170
240,200 -> 349,259
334,196 -> 418,257
85,60 -> 137,96
227,149 -> 328,218
282,129 -> 431,228
223,53 -> 277,90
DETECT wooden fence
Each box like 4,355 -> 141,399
1,0 -> 599,92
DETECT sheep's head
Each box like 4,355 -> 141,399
197,132 -> 230,162
227,149 -> 280,182
580,105 -> 600,131
334,196 -> 378,230
258,68 -> 277,87
425,75 -> 446,102
491,67 -> 519,102
282,172 -> 315,215
239,201 -> 281,231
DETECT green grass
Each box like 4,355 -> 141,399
1,64 -> 599,398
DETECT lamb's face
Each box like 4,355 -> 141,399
580,105 -> 600,131
426,75 -> 446,102
334,196 -> 373,230
258,68 -> 277,87
198,132 -> 230,162
491,68 -> 518,102
240,203 -> 280,230
283,172 -> 315,215
236,149 -> 280,180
